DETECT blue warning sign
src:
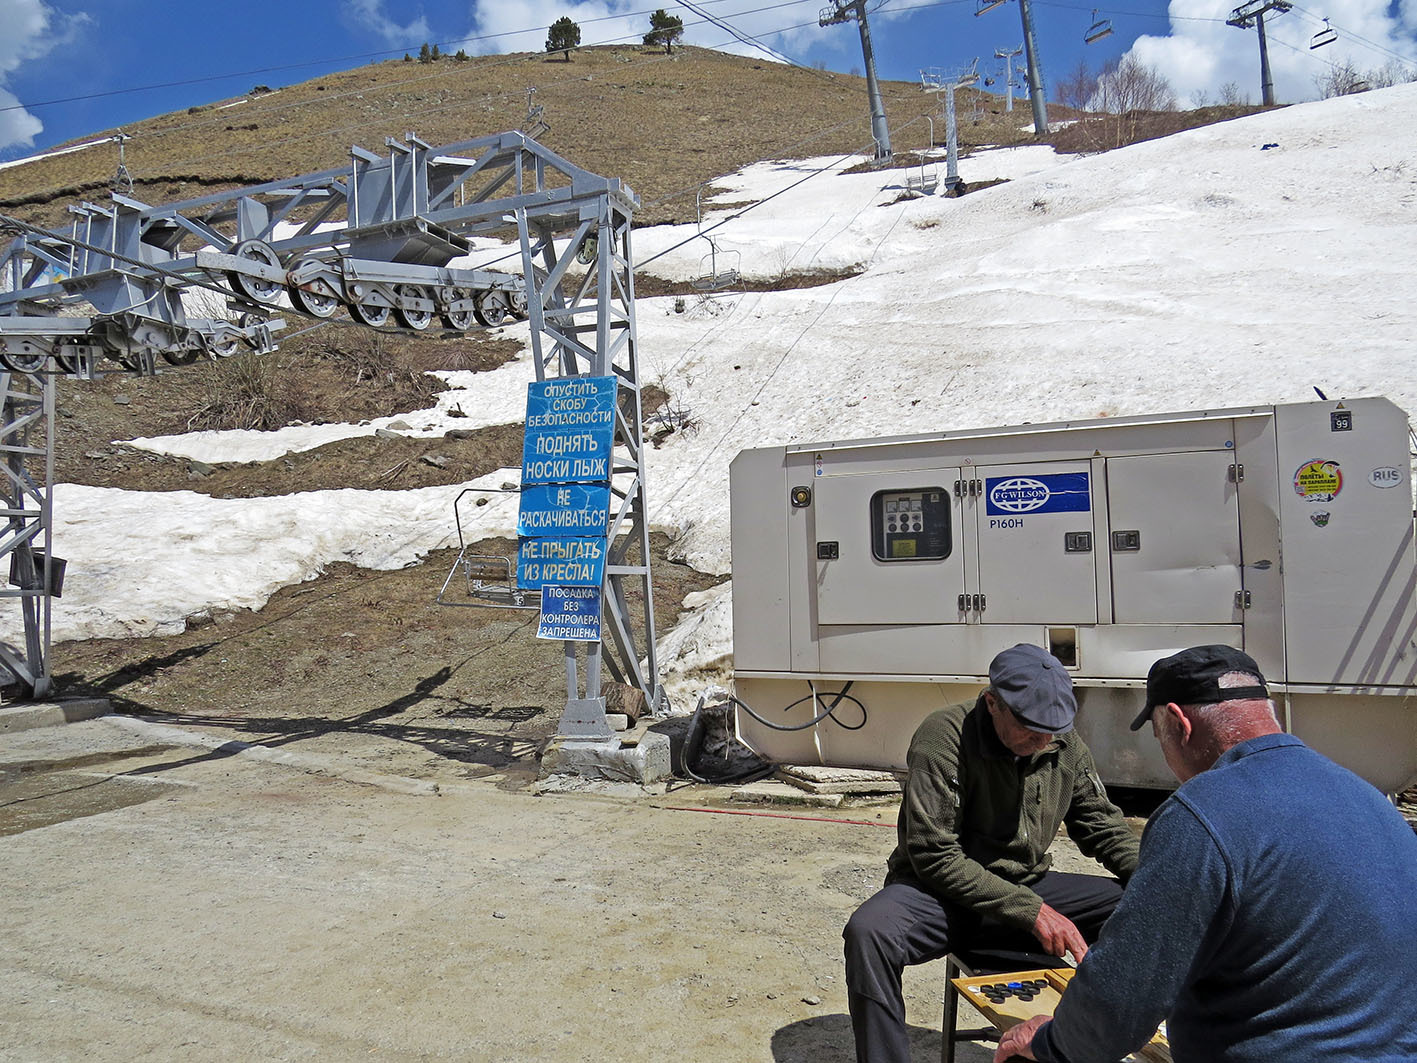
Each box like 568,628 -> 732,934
536,585 -> 603,642
521,376 -> 617,485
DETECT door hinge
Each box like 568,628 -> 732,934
1234,589 -> 1252,609
1228,463 -> 1245,483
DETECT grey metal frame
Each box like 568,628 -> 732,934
0,131 -> 659,725
0,368 -> 55,697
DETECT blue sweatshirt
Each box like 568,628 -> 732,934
1033,733 -> 1417,1063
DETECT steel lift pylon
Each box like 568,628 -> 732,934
0,131 -> 659,728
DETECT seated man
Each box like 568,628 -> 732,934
996,645 -> 1417,1062
844,643 -> 1140,1063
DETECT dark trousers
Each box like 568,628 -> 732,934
842,872 -> 1124,1063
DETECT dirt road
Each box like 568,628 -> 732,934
1,713 -> 1052,1063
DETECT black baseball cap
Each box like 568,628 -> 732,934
989,644 -> 1077,734
1130,645 -> 1269,730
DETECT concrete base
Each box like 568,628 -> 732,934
0,697 -> 111,733
539,731 -> 672,785
729,781 -> 845,808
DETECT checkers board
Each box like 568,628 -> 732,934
951,967 -> 1172,1063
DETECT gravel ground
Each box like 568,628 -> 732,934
0,714 -> 1021,1063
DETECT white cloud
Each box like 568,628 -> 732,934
344,0 -> 433,46
1124,0 -> 1417,104
0,0 -> 88,152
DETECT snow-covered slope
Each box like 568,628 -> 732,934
12,84 -> 1417,705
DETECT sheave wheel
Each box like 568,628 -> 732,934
289,279 -> 341,319
349,299 -> 391,328
393,285 -> 434,331
472,289 -> 512,327
226,240 -> 283,304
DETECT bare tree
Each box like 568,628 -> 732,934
1094,55 -> 1176,113
1315,58 -> 1368,98
1367,59 -> 1417,89
1191,88 -> 1211,109
1056,58 -> 1098,112
1219,81 -> 1250,106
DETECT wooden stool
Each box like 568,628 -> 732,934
941,947 -> 1071,1063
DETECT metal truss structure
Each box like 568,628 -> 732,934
0,131 -> 659,724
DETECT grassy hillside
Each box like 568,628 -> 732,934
0,45 -> 1053,226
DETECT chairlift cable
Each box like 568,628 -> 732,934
0,211 -> 290,316
126,3 -> 857,177
52,0 -> 821,167
1276,2 -> 1417,65
0,0 -> 796,117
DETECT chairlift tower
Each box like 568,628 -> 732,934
921,61 -> 980,192
994,45 -> 1023,112
0,132 -> 660,736
977,0 -> 1049,135
820,1 -> 892,162
1226,0 -> 1292,106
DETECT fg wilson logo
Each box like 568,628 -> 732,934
989,477 -> 1051,513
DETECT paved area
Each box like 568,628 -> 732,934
1,714 -> 1051,1063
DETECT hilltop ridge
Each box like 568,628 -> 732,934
0,46 -> 985,226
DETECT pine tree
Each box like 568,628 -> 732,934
418,42 -> 432,64
643,9 -> 684,54
546,17 -> 582,61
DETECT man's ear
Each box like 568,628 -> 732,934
1164,703 -> 1193,745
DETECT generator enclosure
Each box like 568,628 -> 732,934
729,397 -> 1417,793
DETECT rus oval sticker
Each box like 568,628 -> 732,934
1369,466 -> 1403,489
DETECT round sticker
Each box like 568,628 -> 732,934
1293,459 -> 1342,503
1369,467 -> 1402,489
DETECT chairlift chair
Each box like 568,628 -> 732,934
1084,10 -> 1114,43
690,188 -> 741,293
905,118 -> 939,197
975,0 -> 1008,16
691,237 -> 742,292
436,488 -> 540,611
1310,18 -> 1337,48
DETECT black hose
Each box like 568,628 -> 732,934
731,680 -> 868,732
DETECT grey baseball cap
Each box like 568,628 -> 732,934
988,644 -> 1077,734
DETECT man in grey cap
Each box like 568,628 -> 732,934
843,643 -> 1140,1063
995,644 -> 1417,1062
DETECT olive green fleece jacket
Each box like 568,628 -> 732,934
885,694 -> 1140,931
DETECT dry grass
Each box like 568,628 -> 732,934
0,46 -> 1046,228
185,352 -> 310,432
1051,103 -> 1270,154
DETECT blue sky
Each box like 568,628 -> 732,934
2,0 -> 1414,158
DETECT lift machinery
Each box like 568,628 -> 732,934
0,131 -> 659,726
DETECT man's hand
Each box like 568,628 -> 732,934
1032,902 -> 1088,961
994,1015 -> 1048,1061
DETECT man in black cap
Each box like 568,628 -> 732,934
843,643 -> 1140,1063
995,645 -> 1417,1063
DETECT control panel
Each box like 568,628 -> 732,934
870,488 -> 951,561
